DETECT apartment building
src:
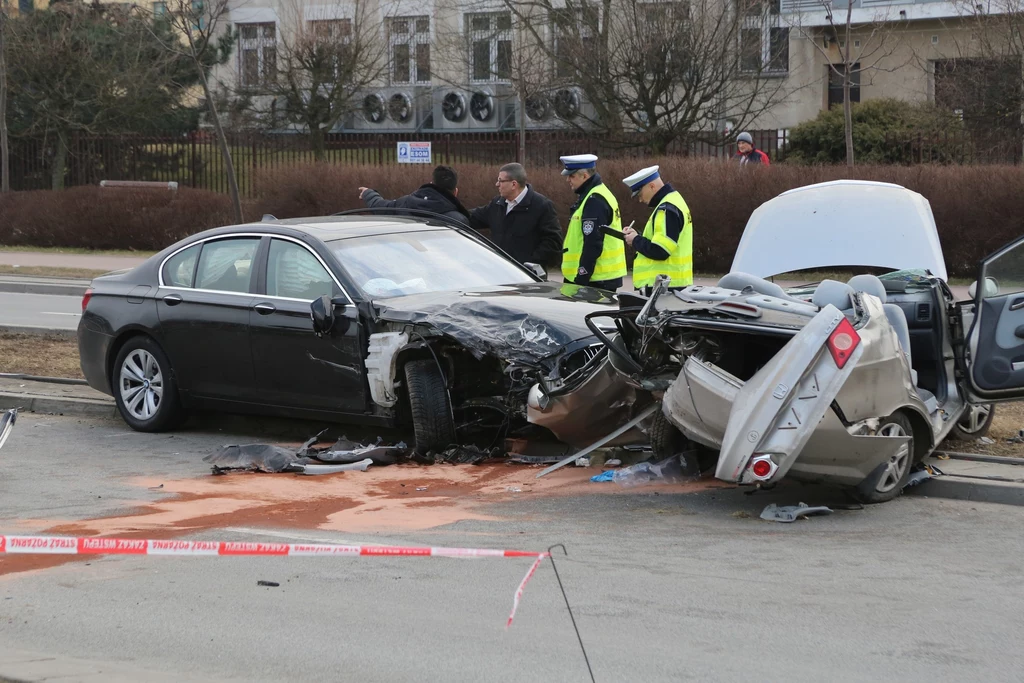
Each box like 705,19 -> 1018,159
208,0 -> 1016,135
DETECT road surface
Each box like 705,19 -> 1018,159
0,291 -> 82,331
0,413 -> 1021,682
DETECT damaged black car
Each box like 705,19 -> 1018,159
77,212 -> 634,453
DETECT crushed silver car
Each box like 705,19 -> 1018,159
588,180 -> 1018,503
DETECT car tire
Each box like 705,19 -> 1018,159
949,404 -> 995,441
649,407 -> 712,475
112,336 -> 183,433
852,412 -> 914,504
404,359 -> 456,455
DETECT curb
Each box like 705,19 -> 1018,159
0,282 -> 88,297
0,392 -> 117,419
0,325 -> 77,339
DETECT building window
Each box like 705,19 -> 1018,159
551,7 -> 599,79
468,12 -> 512,82
638,3 -> 689,75
309,18 -> 352,42
740,0 -> 788,74
827,63 -> 860,108
153,1 -> 167,17
18,0 -> 33,14
238,23 -> 277,88
190,0 -> 206,31
389,16 -> 430,85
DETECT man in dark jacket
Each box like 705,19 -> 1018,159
467,163 -> 563,268
358,165 -> 471,226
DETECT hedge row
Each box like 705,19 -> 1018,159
2,160 -> 1022,277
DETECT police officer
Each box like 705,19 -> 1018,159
559,154 -> 626,292
621,165 -> 693,294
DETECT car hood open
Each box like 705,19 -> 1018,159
373,281 -> 619,365
731,180 -> 948,281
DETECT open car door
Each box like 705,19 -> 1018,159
965,235 -> 1024,402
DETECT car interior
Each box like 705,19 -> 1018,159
713,271 -> 947,413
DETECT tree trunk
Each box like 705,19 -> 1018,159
844,65 -> 854,167
198,71 -> 243,223
310,126 -> 326,162
51,131 -> 68,191
0,9 -> 9,193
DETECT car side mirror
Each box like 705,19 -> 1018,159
311,295 -> 350,337
969,277 -> 999,299
524,262 -> 548,281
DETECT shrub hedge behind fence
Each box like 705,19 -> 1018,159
2,159 -> 1022,278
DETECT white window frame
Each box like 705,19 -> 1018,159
466,11 -> 513,84
237,22 -> 278,88
388,15 -> 431,85
740,0 -> 789,75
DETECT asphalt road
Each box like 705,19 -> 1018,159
0,413 -> 1022,682
0,291 -> 82,331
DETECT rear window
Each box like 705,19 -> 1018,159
195,238 -> 260,293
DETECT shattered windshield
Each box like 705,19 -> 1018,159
328,230 -> 533,299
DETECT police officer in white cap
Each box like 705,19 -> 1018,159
558,154 -> 626,291
621,165 -> 693,294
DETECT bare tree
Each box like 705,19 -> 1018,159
433,1 -> 555,162
1,0 -> 9,193
258,0 -> 389,160
503,0 -> 794,154
147,0 -> 242,221
789,1 -> 909,165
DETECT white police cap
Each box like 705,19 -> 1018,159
559,153 -> 598,176
622,165 -> 660,197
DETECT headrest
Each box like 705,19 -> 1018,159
812,279 -> 855,311
847,274 -> 887,304
717,271 -> 787,299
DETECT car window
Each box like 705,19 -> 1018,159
983,240 -> 1024,298
195,238 -> 259,293
267,239 -> 336,300
328,230 -> 532,299
163,244 -> 200,288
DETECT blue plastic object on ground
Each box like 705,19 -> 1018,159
590,470 -> 615,482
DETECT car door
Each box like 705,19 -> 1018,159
964,235 -> 1024,402
156,236 -> 260,401
248,237 -> 368,413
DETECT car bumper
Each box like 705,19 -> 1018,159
77,313 -> 114,396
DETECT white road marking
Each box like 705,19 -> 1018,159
40,311 -> 81,316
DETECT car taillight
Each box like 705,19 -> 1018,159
826,317 -> 860,369
82,288 -> 94,312
748,454 -> 778,481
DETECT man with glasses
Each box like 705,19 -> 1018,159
467,163 -> 562,270
621,164 -> 693,294
558,154 -> 626,292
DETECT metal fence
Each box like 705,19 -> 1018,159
3,127 -> 1016,196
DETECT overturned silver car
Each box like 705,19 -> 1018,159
588,180 -> 1019,502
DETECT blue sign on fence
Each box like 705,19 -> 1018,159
396,141 -> 432,164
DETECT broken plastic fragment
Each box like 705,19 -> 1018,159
0,409 -> 17,451
759,503 -> 833,523
203,444 -> 305,474
590,470 -> 615,483
296,459 -> 373,476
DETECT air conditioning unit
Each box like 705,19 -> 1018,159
353,91 -> 388,130
523,92 -> 557,130
547,86 -> 597,129
435,86 -> 512,131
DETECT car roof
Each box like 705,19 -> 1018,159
256,215 -> 453,242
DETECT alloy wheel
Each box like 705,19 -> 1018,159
957,404 -> 992,435
119,349 -> 164,421
875,422 -> 911,494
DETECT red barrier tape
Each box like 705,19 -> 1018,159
0,535 -> 550,626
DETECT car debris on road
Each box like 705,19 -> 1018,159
0,408 -> 18,451
759,503 -> 833,523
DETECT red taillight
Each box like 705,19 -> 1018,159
82,288 -> 94,312
751,459 -> 773,478
826,317 -> 860,369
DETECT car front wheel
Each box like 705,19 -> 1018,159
853,412 -> 914,504
949,404 -> 994,441
112,336 -> 183,432
403,359 -> 456,455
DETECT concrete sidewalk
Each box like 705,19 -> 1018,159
0,645 -> 233,683
0,377 -> 116,418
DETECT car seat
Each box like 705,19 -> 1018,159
847,274 -> 918,386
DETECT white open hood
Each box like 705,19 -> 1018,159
730,180 -> 948,282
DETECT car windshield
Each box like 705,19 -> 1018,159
328,229 -> 534,299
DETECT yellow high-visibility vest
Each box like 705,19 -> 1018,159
561,183 -> 627,283
633,190 -> 693,289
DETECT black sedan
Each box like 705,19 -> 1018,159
77,214 -> 621,453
